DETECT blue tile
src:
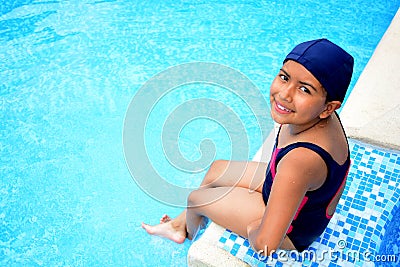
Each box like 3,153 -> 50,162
253,251 -> 264,261
233,243 -> 241,251
231,248 -> 238,256
333,231 -> 340,237
229,234 -> 237,241
246,251 -> 254,257
374,230 -> 381,237
383,210 -> 390,217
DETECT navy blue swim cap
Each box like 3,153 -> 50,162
284,38 -> 354,102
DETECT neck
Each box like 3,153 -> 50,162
289,118 -> 324,135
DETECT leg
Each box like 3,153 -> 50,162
186,186 -> 296,250
200,160 -> 267,192
186,186 -> 265,239
187,160 -> 267,209
142,160 -> 268,243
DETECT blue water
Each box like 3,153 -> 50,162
378,204 -> 400,266
1,0 -> 399,266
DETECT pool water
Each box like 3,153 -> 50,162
378,205 -> 400,266
1,0 -> 400,266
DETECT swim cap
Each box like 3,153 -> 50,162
284,38 -> 354,102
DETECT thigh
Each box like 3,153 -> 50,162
188,186 -> 265,237
202,160 -> 267,193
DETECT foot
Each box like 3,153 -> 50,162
142,217 -> 187,244
160,214 -> 171,224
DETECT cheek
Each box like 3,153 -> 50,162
269,78 -> 279,95
306,101 -> 326,116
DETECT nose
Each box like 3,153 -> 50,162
278,83 -> 294,102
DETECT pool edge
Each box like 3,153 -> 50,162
340,8 -> 400,150
187,222 -> 250,267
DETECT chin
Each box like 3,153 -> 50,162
270,112 -> 286,125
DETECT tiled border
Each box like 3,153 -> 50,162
218,139 -> 400,266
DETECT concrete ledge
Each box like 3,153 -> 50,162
187,222 -> 249,267
341,8 -> 400,150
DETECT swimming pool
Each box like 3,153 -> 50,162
1,1 -> 400,266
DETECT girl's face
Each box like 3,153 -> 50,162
269,60 -> 328,126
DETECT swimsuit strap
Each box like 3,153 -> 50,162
275,112 -> 350,167
277,142 -> 337,167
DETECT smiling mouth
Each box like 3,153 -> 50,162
275,101 -> 293,113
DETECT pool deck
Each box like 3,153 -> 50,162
187,8 -> 400,267
340,8 -> 400,150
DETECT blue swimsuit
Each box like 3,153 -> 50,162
262,128 -> 350,251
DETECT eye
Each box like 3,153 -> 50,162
279,74 -> 288,82
300,86 -> 311,94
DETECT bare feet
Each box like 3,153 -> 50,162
142,215 -> 187,244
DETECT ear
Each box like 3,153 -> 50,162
319,101 -> 342,119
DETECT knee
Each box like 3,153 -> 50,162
210,159 -> 228,171
187,189 -> 202,208
204,160 -> 228,183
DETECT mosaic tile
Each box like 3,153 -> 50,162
218,139 -> 400,266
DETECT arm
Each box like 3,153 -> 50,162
247,147 -> 327,254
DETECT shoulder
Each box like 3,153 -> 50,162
279,114 -> 348,164
276,146 -> 327,191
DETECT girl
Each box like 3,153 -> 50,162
142,39 -> 354,254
